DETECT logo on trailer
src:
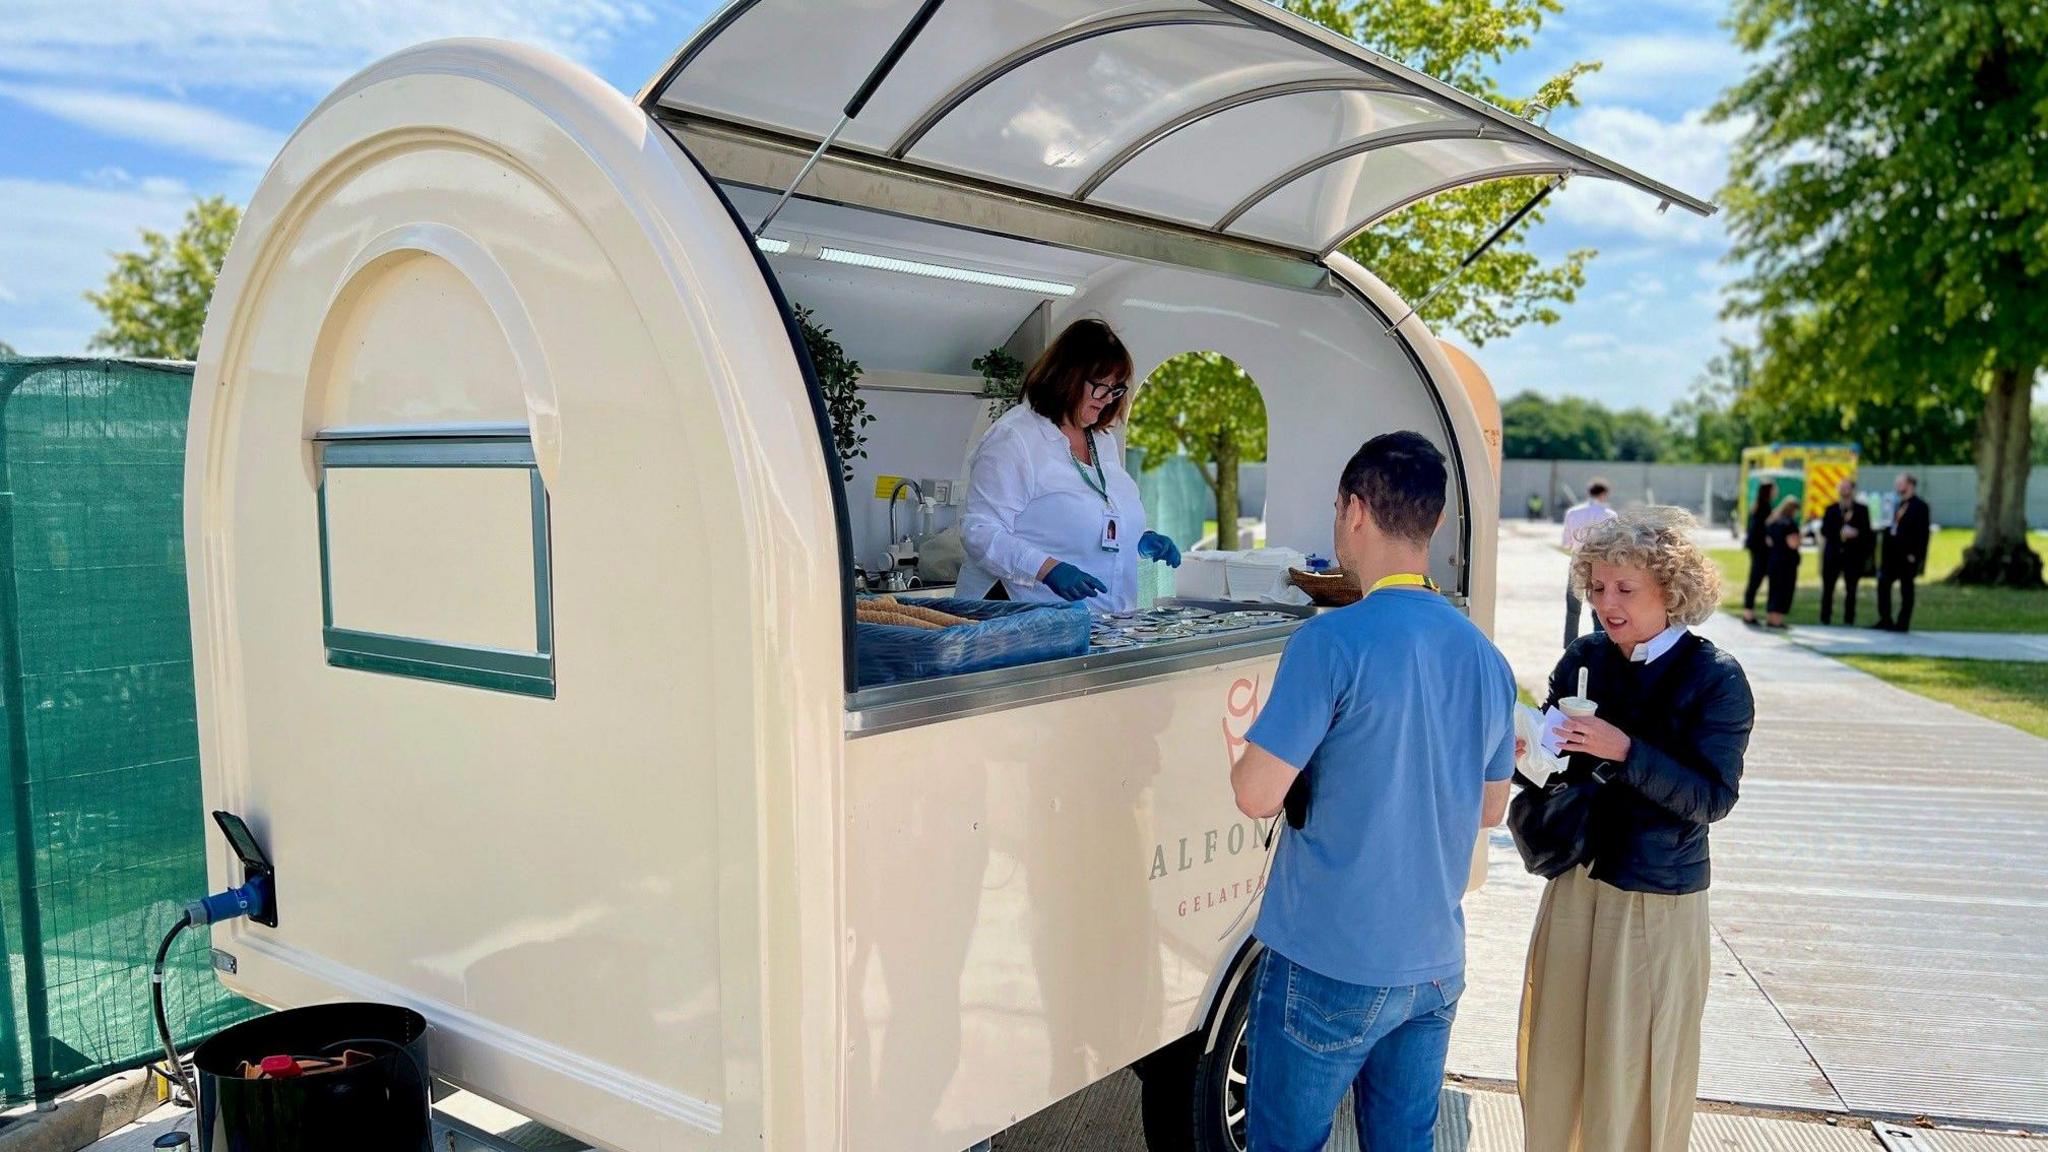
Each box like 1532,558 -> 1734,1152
1146,674 -> 1274,919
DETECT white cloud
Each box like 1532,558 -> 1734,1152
0,83 -> 282,169
0,175 -> 196,354
1569,0 -> 1733,21
1576,33 -> 1745,104
1461,207 -> 1741,412
1549,104 -> 1748,247
0,1 -> 660,95
1693,258 -> 1737,286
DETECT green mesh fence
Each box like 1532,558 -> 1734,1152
0,357 -> 258,1108
1129,447 -> 1213,605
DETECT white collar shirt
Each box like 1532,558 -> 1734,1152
957,404 -> 1147,613
1630,625 -> 1688,665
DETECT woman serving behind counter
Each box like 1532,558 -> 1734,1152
958,319 -> 1180,611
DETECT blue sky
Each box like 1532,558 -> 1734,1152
0,0 -> 1747,413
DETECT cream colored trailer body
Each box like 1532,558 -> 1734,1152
188,7 -> 1707,1151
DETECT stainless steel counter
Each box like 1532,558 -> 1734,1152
844,599 -> 1314,736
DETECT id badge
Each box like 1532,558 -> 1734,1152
1100,510 -> 1123,552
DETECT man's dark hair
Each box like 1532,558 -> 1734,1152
1588,478 -> 1610,498
1339,431 -> 1446,545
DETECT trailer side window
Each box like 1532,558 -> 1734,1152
315,430 -> 555,698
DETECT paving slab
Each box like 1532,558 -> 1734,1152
1454,833 -> 1843,1114
998,1075 -> 2044,1152
74,1106 -> 187,1152
1780,627 -> 2048,663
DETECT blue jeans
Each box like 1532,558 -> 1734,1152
1246,949 -> 1464,1152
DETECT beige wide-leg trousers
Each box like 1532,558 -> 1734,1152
1517,865 -> 1711,1152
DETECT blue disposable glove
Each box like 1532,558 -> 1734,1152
1043,561 -> 1108,601
1139,531 -> 1181,568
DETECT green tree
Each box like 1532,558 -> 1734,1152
1662,348 -> 1756,464
1128,352 -> 1267,550
1735,323 -> 1978,465
2035,406 -> 2048,467
1716,0 -> 2045,587
85,196 -> 240,361
1501,391 -> 1613,459
1293,0 -> 1598,343
1610,408 -> 1666,462
0,340 -> 15,357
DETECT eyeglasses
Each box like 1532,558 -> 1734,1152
1087,380 -> 1129,402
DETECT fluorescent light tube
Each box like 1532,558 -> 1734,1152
755,236 -> 792,254
815,246 -> 1075,296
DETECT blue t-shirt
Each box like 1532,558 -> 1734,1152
1246,588 -> 1516,987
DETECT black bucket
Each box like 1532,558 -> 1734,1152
192,1001 -> 431,1152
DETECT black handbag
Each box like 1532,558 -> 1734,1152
1507,760 -> 1617,879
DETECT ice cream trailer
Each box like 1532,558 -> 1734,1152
185,2 -> 1712,1149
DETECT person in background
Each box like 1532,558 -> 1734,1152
1561,479 -> 1618,644
1739,480 -> 1776,626
1763,496 -> 1803,629
1820,478 -> 1873,626
1874,472 -> 1931,632
956,319 -> 1179,611
1230,431 -> 1515,1152
1518,506 -> 1754,1152
1528,492 -> 1545,521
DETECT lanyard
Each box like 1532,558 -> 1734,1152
1366,572 -> 1440,596
1070,430 -> 1113,508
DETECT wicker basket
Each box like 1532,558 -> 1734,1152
1287,567 -> 1361,607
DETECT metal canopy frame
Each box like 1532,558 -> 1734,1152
1193,0 -> 1711,216
644,0 -> 1715,256
660,113 -> 1335,291
1071,76 -> 1399,201
1213,121 -> 1504,233
887,7 -> 1248,158
1335,163 -> 1566,254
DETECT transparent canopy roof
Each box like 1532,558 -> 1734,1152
646,0 -> 1714,256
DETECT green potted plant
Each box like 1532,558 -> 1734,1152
973,347 -> 1026,420
794,305 -> 871,482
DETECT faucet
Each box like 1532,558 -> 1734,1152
887,479 -> 925,549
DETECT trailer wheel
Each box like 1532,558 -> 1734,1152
1139,963 -> 1252,1152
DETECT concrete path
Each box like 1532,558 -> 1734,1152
88,1084 -> 2048,1152
1478,522 -> 2048,1128
993,1078 -> 2048,1152
1779,625 -> 2048,663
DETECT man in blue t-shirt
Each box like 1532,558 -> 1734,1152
1230,431 -> 1517,1152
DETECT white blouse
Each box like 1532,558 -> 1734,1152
957,403 -> 1148,613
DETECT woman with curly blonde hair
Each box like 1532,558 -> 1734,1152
1516,506 -> 1755,1152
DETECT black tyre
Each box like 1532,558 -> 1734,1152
1140,957 -> 1254,1152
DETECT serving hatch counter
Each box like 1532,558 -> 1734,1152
848,598 -> 1315,733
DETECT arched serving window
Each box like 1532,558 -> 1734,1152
1127,351 -> 1269,601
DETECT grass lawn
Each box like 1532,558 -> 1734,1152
1708,528 -> 2048,633
1836,655 -> 2048,739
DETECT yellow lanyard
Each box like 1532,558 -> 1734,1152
1366,572 -> 1440,596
